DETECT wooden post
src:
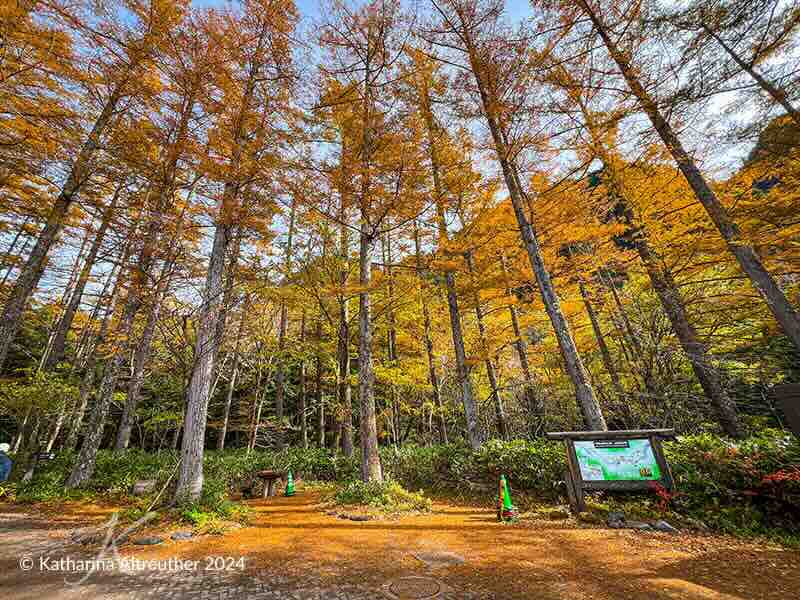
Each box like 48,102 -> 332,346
564,439 -> 587,513
563,469 -> 579,513
649,434 -> 675,491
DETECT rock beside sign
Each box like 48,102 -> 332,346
605,512 -> 680,533
652,520 -> 680,533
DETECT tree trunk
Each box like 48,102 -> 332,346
356,48 -> 383,482
580,0 -> 800,353
274,199 -> 297,421
113,286 -> 164,450
316,318 -> 325,448
66,284 -> 140,488
500,254 -> 544,435
413,220 -> 447,443
579,280 -> 626,400
565,42 -> 745,437
456,20 -> 606,430
247,360 -> 265,453
176,32 -> 268,496
358,224 -> 382,482
636,238 -> 742,436
218,302 -> 246,450
382,231 -> 403,447
40,225 -> 92,370
298,310 -> 308,449
45,186 -> 120,370
176,219 -> 231,499
337,290 -> 353,456
419,85 -> 481,448
0,78 -> 129,371
337,186 -> 354,457
62,247 -> 128,451
463,250 -> 508,439
114,204 -> 187,450
700,23 -> 800,128
0,216 -> 31,286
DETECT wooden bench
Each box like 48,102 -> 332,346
256,470 -> 286,498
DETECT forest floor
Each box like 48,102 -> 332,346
1,488 -> 799,600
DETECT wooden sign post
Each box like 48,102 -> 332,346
546,429 -> 676,514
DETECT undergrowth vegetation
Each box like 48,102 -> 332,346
3,429 -> 798,544
332,479 -> 432,513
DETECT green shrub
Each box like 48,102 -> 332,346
333,479 -> 432,512
376,439 -> 566,498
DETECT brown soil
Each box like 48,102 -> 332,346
116,488 -> 800,600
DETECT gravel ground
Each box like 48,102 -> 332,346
2,491 -> 799,600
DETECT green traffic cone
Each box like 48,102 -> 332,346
500,474 -> 517,520
501,475 -> 513,511
285,470 -> 295,497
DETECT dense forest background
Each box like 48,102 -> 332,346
1,0 -> 798,502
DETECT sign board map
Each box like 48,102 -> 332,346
574,438 -> 661,481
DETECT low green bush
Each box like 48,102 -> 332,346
333,479 -> 432,512
377,439 -> 566,497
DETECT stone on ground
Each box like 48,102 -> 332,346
132,536 -> 164,545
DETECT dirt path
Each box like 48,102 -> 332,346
2,490 -> 799,599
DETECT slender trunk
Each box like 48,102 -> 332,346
457,20 -> 605,430
701,24 -> 800,128
337,185 -> 354,457
299,310 -> 308,449
274,199 -> 296,421
0,78 -> 129,371
63,254 -> 127,451
316,319 -> 325,448
464,249 -> 507,439
637,238 -> 741,436
500,254 -> 544,435
382,231 -> 403,447
112,283 -> 165,450
419,84 -> 481,448
218,302 -> 246,450
0,216 -> 31,285
413,220 -> 447,443
12,409 -> 30,452
45,402 -> 68,452
250,396 -> 265,453
247,360 -> 265,452
65,283 -> 139,487
337,292 -> 353,456
579,280 -> 625,399
41,226 -> 91,370
46,186 -> 120,370
214,230 -> 242,358
113,206 -> 187,450
581,1 -> 800,353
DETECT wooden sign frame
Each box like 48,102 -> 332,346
546,429 -> 676,513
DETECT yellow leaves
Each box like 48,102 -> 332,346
430,259 -> 462,273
